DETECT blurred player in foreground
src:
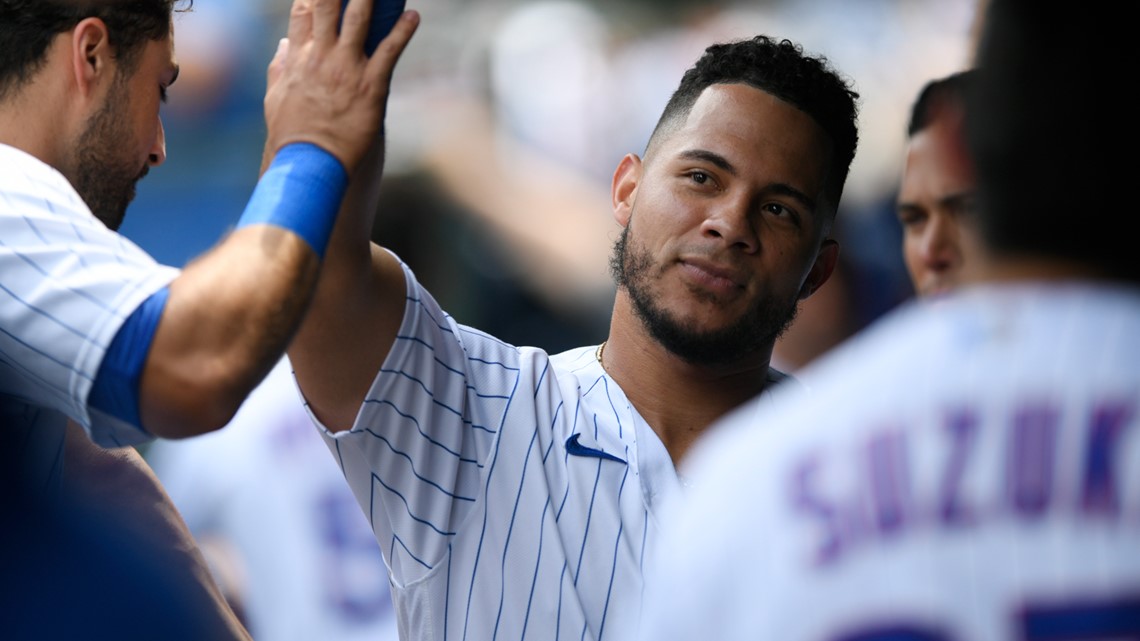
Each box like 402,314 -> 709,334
288,22 -> 860,641
638,1 -> 1140,639
896,69 -> 982,299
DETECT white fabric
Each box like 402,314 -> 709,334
1,143 -> 177,490
148,358 -> 400,641
641,283 -> 1140,641
312,258 -> 697,641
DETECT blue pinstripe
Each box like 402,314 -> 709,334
462,361 -> 522,641
521,497 -> 553,638
2,143 -> 178,492
317,259 -> 678,641
491,426 -> 541,640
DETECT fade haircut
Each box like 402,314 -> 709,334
645,35 -> 860,219
0,0 -> 191,100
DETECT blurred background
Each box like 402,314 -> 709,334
123,0 -> 983,362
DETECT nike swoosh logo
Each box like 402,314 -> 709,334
565,433 -> 626,464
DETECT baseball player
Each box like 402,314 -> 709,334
1,0 -> 417,635
896,69 -> 983,299
639,1 -> 1140,639
147,358 -> 401,641
288,23 -> 860,641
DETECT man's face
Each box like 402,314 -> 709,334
73,34 -> 178,231
610,83 -> 837,365
897,108 -> 980,298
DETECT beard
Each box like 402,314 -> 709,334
608,223 -> 800,366
71,75 -> 148,231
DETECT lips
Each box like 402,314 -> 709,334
679,257 -> 746,293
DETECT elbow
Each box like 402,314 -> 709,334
138,367 -> 253,439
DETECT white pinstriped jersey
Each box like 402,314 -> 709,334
0,143 -> 177,491
311,257 -> 779,641
641,283 -> 1140,641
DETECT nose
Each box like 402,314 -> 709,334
700,198 -> 758,253
148,117 -> 167,168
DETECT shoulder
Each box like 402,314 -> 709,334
0,144 -> 88,216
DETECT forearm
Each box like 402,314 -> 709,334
288,139 -> 407,432
139,226 -> 320,437
275,0 -> 421,431
133,143 -> 348,438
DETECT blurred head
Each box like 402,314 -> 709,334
0,0 -> 187,229
897,70 -> 981,298
609,36 -> 859,365
967,0 -> 1136,283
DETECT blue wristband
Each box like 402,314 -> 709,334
236,142 -> 348,258
90,286 -> 170,431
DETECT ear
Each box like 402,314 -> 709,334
799,238 -> 840,300
611,153 -> 642,228
70,18 -> 115,102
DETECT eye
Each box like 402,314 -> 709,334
952,195 -> 977,219
763,202 -> 793,218
689,171 -> 711,185
897,207 -> 925,228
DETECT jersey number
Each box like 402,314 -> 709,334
317,488 -> 394,621
834,595 -> 1140,640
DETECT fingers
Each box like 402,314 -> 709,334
263,4 -> 421,171
287,0 -> 313,49
310,0 -> 341,50
366,10 -> 419,79
337,0 -> 371,54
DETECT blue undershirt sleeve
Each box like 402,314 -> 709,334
89,286 -> 169,431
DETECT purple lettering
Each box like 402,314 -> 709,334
939,408 -> 979,526
792,455 -> 846,567
1007,403 -> 1059,518
867,430 -> 910,536
1081,401 -> 1135,518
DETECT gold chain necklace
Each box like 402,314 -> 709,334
595,341 -> 607,368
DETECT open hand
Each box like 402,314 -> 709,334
262,0 -> 419,172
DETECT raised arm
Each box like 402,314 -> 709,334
136,0 -> 420,437
286,15 -> 421,433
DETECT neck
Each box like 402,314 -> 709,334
0,101 -> 64,168
0,41 -> 88,172
602,294 -> 774,465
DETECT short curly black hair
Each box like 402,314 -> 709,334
646,35 -> 860,219
0,0 -> 191,100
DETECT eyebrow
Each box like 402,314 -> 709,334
679,149 -> 737,176
679,148 -> 817,210
898,189 -> 974,211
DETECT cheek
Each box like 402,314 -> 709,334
138,110 -> 160,149
127,88 -> 161,152
902,235 -> 921,267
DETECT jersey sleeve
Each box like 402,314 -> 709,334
0,153 -> 179,447
315,255 -> 524,584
